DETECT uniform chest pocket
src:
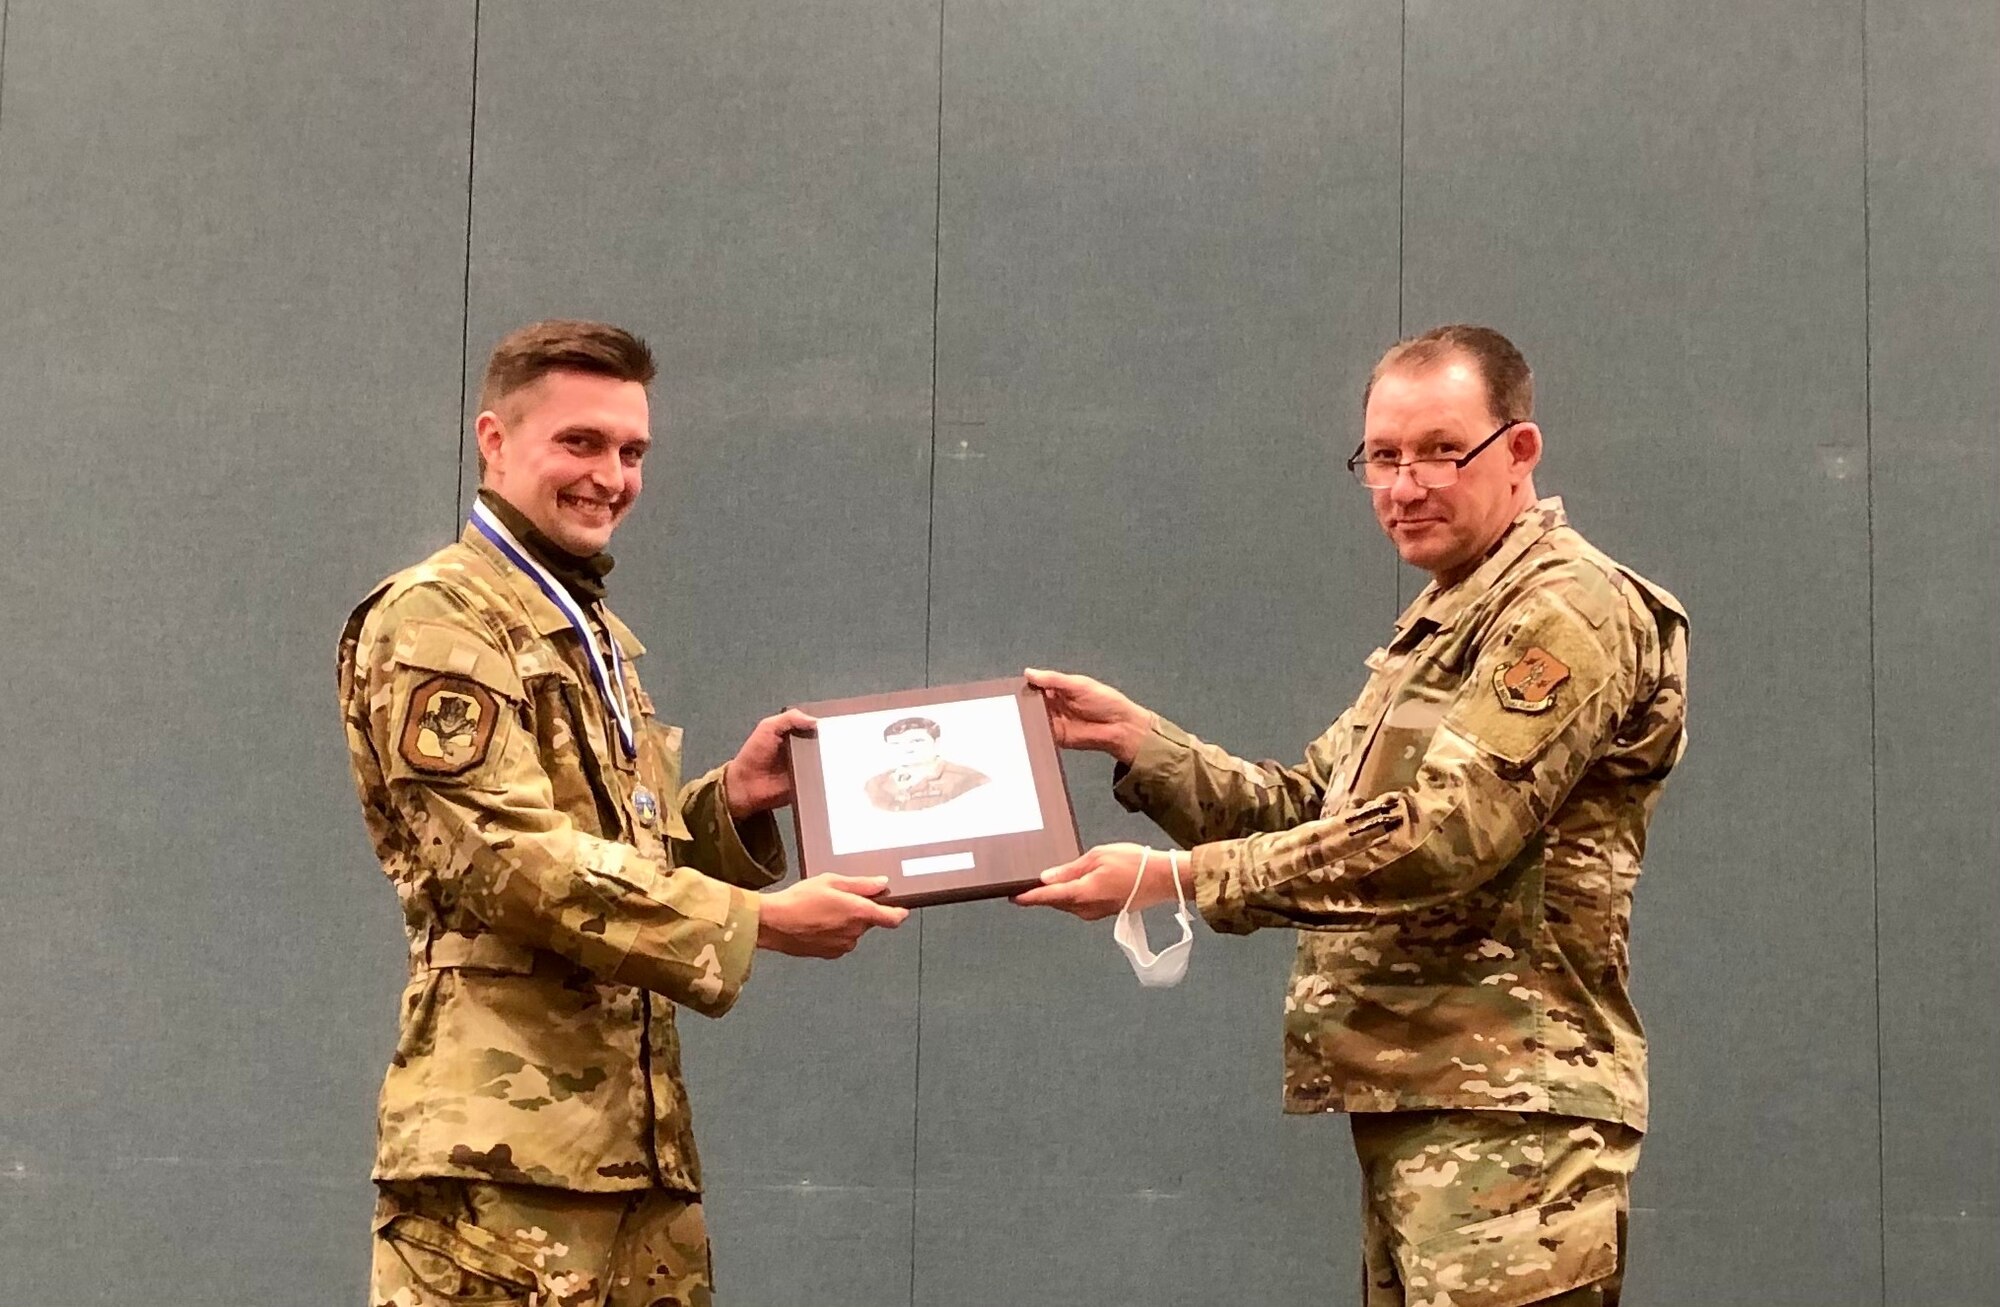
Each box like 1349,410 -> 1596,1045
631,694 -> 695,853
1408,622 -> 1478,686
519,665 -> 623,837
1343,637 -> 1472,803
1387,632 -> 1479,741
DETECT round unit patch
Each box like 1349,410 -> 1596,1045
399,676 -> 500,775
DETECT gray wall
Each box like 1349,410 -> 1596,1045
0,1 -> 1992,1303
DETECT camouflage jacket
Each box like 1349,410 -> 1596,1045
337,525 -> 784,1194
1116,499 -> 1688,1131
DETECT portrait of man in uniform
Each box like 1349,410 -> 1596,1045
812,693 -> 1049,858
862,715 -> 992,813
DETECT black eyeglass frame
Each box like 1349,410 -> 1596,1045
1345,419 -> 1522,489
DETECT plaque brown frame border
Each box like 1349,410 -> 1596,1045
785,676 -> 1081,908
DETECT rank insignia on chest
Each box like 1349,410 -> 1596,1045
633,786 -> 660,828
1494,646 -> 1571,713
399,677 -> 499,775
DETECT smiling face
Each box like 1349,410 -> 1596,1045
1361,355 -> 1542,586
475,369 -> 652,556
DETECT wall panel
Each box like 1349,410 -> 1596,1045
919,3 -> 1402,1302
0,1 -> 474,1298
463,3 -> 943,1300
1401,2 -> 1878,1300
1868,0 -> 2000,1300
0,0 -> 1993,1301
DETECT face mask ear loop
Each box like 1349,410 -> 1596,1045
1120,847 -> 1153,926
1168,855 -> 1192,947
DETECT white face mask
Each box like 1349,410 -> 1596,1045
1113,848 -> 1194,988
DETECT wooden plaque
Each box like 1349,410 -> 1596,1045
785,677 -> 1081,908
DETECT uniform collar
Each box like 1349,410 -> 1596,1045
476,488 -> 615,602
1393,497 -> 1569,637
459,523 -> 648,657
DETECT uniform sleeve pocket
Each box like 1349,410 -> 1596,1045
384,624 -> 526,783
1395,1184 -> 1620,1307
1444,599 -> 1614,769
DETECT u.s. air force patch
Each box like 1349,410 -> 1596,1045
1494,646 -> 1570,713
399,676 -> 499,775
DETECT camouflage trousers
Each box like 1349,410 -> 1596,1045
370,1178 -> 712,1307
1350,1110 -> 1641,1307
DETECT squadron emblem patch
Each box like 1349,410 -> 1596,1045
399,676 -> 499,775
1494,646 -> 1570,713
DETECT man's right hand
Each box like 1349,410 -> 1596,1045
1024,667 -> 1152,766
756,875 -> 907,959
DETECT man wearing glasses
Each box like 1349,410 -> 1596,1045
1021,325 -> 1689,1305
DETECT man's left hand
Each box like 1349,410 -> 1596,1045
724,708 -> 817,820
1013,841 -> 1186,920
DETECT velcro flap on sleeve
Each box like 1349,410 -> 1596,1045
387,621 -> 524,700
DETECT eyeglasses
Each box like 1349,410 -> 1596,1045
1346,420 -> 1520,490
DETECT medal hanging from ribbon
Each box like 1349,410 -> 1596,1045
470,501 -> 637,760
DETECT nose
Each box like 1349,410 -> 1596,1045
1386,463 -> 1429,506
587,446 -> 626,493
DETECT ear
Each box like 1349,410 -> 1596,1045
473,409 -> 506,479
1506,421 -> 1543,480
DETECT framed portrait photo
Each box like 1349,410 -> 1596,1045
785,677 -> 1081,908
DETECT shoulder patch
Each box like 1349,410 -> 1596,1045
1494,646 -> 1570,713
399,676 -> 500,776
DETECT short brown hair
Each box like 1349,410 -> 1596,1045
478,319 -> 657,416
1365,324 -> 1533,423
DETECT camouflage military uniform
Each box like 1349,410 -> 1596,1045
338,512 -> 785,1306
1114,499 -> 1687,1305
1350,1110 -> 1639,1307
369,1178 -> 714,1307
862,759 -> 991,812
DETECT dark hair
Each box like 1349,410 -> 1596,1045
478,319 -> 657,416
883,716 -> 941,740
1365,324 -> 1534,424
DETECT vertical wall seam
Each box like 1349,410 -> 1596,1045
1393,0 -> 1408,615
911,2 -> 947,1301
1396,0 -> 1407,345
0,0 -> 12,140
1861,0 -> 1886,1300
452,0 -> 483,534
923,2 -> 946,686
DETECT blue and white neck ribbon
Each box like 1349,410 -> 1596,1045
470,500 -> 637,760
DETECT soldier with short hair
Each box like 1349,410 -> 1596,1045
1021,324 -> 1689,1306
339,319 -> 906,1307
